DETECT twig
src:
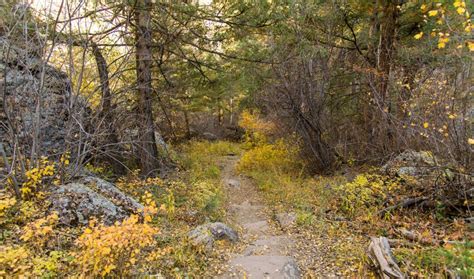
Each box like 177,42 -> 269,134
378,197 -> 428,216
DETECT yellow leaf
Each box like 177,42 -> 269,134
428,10 -> 438,16
456,7 -> 466,15
468,41 -> 474,52
414,32 -> 423,39
420,4 -> 427,11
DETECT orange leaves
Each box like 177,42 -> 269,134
74,215 -> 160,276
20,212 -> 59,248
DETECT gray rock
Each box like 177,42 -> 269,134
202,132 -> 218,141
224,178 -> 240,188
228,256 -> 300,279
243,236 -> 294,256
381,150 -> 437,177
243,220 -> 270,234
49,176 -> 143,226
397,166 -> 419,176
0,38 -> 89,157
188,222 -> 238,250
78,176 -> 143,212
282,260 -> 301,278
276,212 -> 297,229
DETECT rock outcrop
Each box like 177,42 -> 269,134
49,176 -> 143,226
0,38 -> 88,156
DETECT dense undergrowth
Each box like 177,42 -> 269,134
236,111 -> 473,277
0,140 -> 240,277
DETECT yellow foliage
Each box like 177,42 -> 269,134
237,139 -> 303,176
20,212 -> 59,248
428,10 -> 438,17
239,110 -> 276,147
32,251 -> 70,278
454,0 -> 465,8
181,140 -> 240,169
468,41 -> 474,51
335,173 -> 402,218
239,110 -> 275,136
74,215 -> 160,277
414,32 -> 423,39
0,245 -> 32,277
21,157 -> 56,199
0,191 -> 16,222
117,172 -> 164,197
190,180 -> 222,215
456,7 -> 466,15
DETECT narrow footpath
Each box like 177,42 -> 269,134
218,155 -> 300,279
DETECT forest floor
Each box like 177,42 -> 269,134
1,140 -> 471,277
211,154 -> 370,278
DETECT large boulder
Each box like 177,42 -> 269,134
49,176 -> 143,226
0,38 -> 89,157
381,150 -> 437,177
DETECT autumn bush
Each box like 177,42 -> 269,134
334,173 -> 404,219
237,139 -> 303,176
20,212 -> 59,249
74,214 -> 159,277
239,110 -> 276,148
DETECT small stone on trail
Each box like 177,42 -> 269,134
276,212 -> 297,229
224,178 -> 241,188
188,222 -> 238,250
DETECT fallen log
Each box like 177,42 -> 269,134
378,197 -> 428,217
397,228 -> 467,246
368,236 -> 405,279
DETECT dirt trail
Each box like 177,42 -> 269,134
218,155 -> 300,279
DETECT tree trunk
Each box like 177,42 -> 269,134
367,0 -> 400,155
90,42 -> 125,173
135,0 -> 160,176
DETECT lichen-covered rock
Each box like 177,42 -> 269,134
381,150 -> 437,177
49,176 -> 143,226
188,222 -> 238,250
0,38 -> 89,157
